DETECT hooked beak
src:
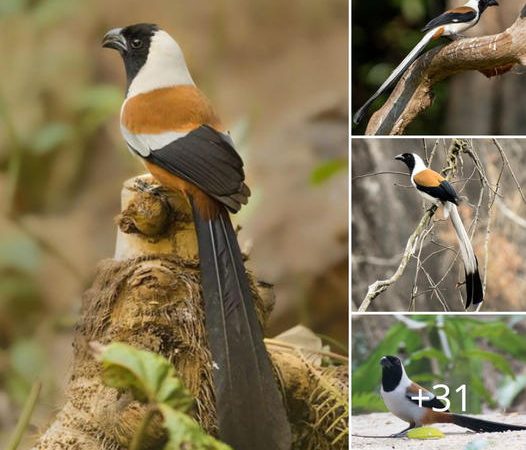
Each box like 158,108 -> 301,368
394,154 -> 404,161
102,28 -> 127,53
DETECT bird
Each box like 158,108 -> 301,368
102,23 -> 292,450
380,355 -> 526,436
353,0 -> 499,125
395,152 -> 483,308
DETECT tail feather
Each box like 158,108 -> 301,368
450,414 -> 526,433
447,203 -> 484,308
353,29 -> 437,125
192,202 -> 292,450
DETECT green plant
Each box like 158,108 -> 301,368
94,342 -> 231,450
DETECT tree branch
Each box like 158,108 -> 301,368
365,4 -> 526,135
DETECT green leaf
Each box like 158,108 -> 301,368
407,427 -> 444,440
98,342 -> 194,411
462,349 -> 514,379
468,374 -> 495,409
472,321 -> 526,360
310,159 -> 347,185
409,348 -> 449,366
160,405 -> 232,450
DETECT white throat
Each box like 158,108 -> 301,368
127,30 -> 195,98
465,0 -> 480,10
411,153 -> 427,175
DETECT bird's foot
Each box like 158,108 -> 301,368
134,178 -> 163,196
390,431 -> 409,438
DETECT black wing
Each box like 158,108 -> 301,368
416,180 -> 459,204
406,393 -> 449,411
144,125 -> 250,212
422,9 -> 477,32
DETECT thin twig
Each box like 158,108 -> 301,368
5,381 -> 41,450
351,170 -> 407,181
492,139 -> 526,205
264,339 -> 349,363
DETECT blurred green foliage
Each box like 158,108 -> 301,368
352,0 -> 448,134
0,0 -> 122,414
310,159 -> 347,185
352,316 -> 526,415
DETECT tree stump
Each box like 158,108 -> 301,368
31,175 -> 348,450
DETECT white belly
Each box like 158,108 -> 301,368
442,19 -> 479,36
381,389 -> 427,425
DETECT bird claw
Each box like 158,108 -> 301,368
390,431 -> 408,438
134,178 -> 163,196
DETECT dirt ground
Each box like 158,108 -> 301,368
352,413 -> 526,450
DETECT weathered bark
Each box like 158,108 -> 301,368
445,0 -> 526,134
31,175 -> 348,450
365,3 -> 526,135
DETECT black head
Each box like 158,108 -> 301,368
102,23 -> 159,88
395,152 -> 416,172
380,355 -> 403,392
479,0 -> 499,14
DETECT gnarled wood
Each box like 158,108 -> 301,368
31,175 -> 348,450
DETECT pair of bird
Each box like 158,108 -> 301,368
353,0 -> 499,124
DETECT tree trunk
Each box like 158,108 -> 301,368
31,175 -> 348,450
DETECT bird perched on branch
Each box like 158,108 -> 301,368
380,355 -> 526,435
353,0 -> 499,125
103,23 -> 291,450
395,152 -> 483,308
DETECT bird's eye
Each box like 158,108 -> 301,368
131,39 -> 143,49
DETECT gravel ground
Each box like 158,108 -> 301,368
352,413 -> 526,450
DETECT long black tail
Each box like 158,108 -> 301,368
451,414 -> 526,433
192,203 -> 291,450
352,29 -> 437,125
465,264 -> 484,309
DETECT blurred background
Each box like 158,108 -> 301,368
0,0 -> 348,446
352,315 -> 526,417
352,0 -> 526,135
352,138 -> 526,311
